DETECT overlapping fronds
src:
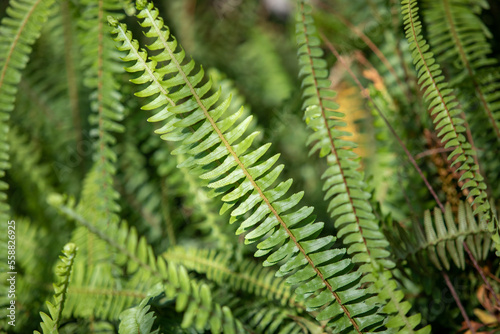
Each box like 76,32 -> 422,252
146,134 -> 225,246
164,246 -> 297,308
296,0 -> 392,274
0,0 -> 54,226
386,201 -> 493,271
165,247 -> 328,333
118,136 -> 168,243
12,218 -> 55,329
35,242 -> 78,334
12,2 -> 80,162
63,224 -> 148,321
79,0 -> 126,224
236,301 -> 322,334
401,0 -> 499,256
423,0 -> 500,200
424,0 -> 494,75
49,194 -> 247,333
0,2 -> 54,326
8,126 -> 56,223
296,2 -> 429,333
424,0 -> 500,142
53,168 -> 153,321
108,1 -> 390,331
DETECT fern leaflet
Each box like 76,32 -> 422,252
118,283 -> 162,334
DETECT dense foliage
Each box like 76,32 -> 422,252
0,0 -> 499,333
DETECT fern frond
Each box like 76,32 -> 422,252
387,201 -> 492,271
64,225 -> 147,320
164,246 -> 297,308
401,0 -> 499,256
296,3 -> 430,333
296,0 -> 392,274
79,0 -> 126,225
0,218 -> 53,329
117,136 -> 168,243
165,248 -> 331,333
35,242 -> 78,334
0,0 -> 54,230
49,194 -> 248,333
236,301 -> 322,334
424,0 -> 500,141
118,283 -> 162,334
0,2 -> 55,324
7,126 -> 58,224
56,166 -> 156,321
109,3 -> 385,332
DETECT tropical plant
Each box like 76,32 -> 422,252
0,0 -> 499,333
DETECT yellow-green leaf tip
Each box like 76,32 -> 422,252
63,243 -> 77,254
47,193 -> 64,206
107,15 -> 119,27
136,0 -> 147,10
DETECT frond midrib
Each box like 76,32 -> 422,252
163,251 -> 298,308
299,1 -> 371,259
67,287 -> 147,299
143,7 -> 361,331
406,1 -> 482,213
399,224 -> 488,260
116,23 -> 174,105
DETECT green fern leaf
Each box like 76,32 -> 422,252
109,2 -> 385,332
296,0 -> 392,274
424,0 -> 500,141
118,283 -> 162,334
401,0 -> 500,256
79,0 -> 127,226
0,0 -> 54,228
295,2 -> 430,333
164,246 -> 297,308
35,243 -> 78,334
0,2 -> 54,326
49,193 -> 247,333
387,201 -> 492,271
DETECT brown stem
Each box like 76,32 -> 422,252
313,0 -> 411,101
415,148 -> 454,160
463,242 -> 500,307
442,271 -> 475,334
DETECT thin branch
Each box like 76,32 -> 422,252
313,0 -> 411,101
415,147 -> 454,160
463,242 -> 500,308
320,34 -> 446,213
442,271 -> 475,334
